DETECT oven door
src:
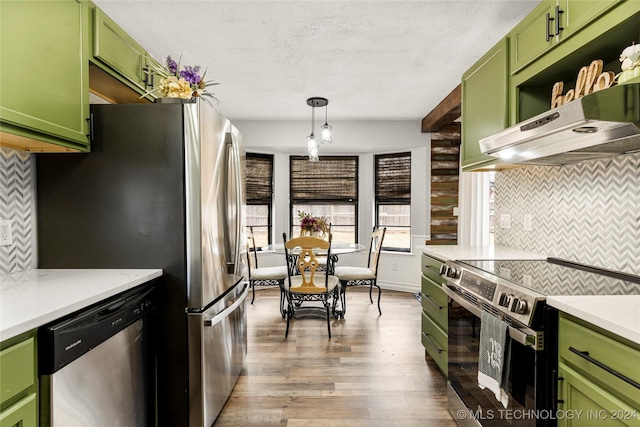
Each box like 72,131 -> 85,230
444,286 -> 554,427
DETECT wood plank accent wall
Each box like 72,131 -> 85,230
428,123 -> 460,245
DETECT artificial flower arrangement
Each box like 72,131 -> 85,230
617,42 -> 640,84
142,55 -> 219,104
297,210 -> 329,237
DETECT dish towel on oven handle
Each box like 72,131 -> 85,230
478,310 -> 511,408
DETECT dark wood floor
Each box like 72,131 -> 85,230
213,287 -> 457,426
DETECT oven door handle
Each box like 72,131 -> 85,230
443,285 -> 543,350
507,325 -> 542,349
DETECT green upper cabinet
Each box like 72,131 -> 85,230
0,0 -> 89,152
91,7 -> 151,93
510,1 -> 555,74
511,0 -> 622,74
460,37 -> 509,171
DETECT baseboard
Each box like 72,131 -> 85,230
377,281 -> 420,293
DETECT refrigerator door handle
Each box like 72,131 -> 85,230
232,132 -> 243,272
203,282 -> 249,327
223,131 -> 243,274
223,133 -> 236,273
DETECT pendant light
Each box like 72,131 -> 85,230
320,102 -> 332,144
306,97 -> 331,161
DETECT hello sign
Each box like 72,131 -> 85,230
551,59 -> 616,109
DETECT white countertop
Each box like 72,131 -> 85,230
417,244 -> 547,261
0,269 -> 163,341
548,295 -> 640,345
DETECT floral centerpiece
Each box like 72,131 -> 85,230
142,54 -> 219,105
297,210 -> 328,237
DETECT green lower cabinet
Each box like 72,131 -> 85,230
0,331 -> 37,426
557,313 -> 640,427
420,253 -> 448,375
0,393 -> 37,427
0,0 -> 89,151
557,363 -> 640,427
421,311 -> 448,374
461,37 -> 509,171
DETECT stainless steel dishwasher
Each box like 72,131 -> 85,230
38,283 -> 156,427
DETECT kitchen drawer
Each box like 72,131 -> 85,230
0,337 -> 35,406
557,363 -> 640,427
0,393 -> 37,427
421,312 -> 447,375
421,275 -> 448,332
421,253 -> 445,284
559,315 -> 640,408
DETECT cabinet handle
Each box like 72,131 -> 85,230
421,293 -> 443,310
569,347 -> 640,390
86,114 -> 94,141
555,6 -> 564,35
545,12 -> 555,42
552,369 -> 564,406
422,332 -> 443,354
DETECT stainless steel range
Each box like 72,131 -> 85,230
440,257 -> 640,427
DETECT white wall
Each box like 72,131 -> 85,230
236,119 -> 431,293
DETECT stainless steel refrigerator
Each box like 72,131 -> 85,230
37,99 -> 248,427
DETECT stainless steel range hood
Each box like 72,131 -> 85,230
480,83 -> 640,166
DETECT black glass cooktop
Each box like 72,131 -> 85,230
459,258 -> 640,296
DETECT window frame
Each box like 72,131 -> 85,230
246,152 -> 274,247
289,155 -> 359,243
374,152 -> 411,252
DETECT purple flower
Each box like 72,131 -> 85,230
166,56 -> 178,75
180,65 -> 201,85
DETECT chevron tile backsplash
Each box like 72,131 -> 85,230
494,152 -> 640,275
0,147 -> 35,275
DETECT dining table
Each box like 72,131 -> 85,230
261,242 -> 365,273
260,242 -> 365,318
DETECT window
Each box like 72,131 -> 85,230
375,152 -> 411,252
290,156 -> 358,243
246,153 -> 273,248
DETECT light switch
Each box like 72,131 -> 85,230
524,214 -> 532,231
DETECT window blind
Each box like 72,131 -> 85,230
375,152 -> 411,202
246,153 -> 273,203
290,156 -> 358,202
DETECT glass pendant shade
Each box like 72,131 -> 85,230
320,123 -> 332,144
306,97 -> 331,160
307,134 -> 319,161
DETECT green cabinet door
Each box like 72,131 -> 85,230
0,0 -> 89,150
557,363 -> 640,427
0,393 -> 37,427
511,0 -> 622,74
93,8 -> 147,90
510,0 -> 555,74
557,0 -> 621,42
461,37 -> 508,171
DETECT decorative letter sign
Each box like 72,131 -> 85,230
550,60 -> 616,109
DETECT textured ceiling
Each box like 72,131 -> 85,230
93,0 -> 538,122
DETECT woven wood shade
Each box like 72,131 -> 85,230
290,156 -> 358,202
375,152 -> 411,203
246,153 -> 273,203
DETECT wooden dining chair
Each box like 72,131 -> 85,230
283,232 -> 340,338
246,226 -> 288,316
334,227 -> 386,317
